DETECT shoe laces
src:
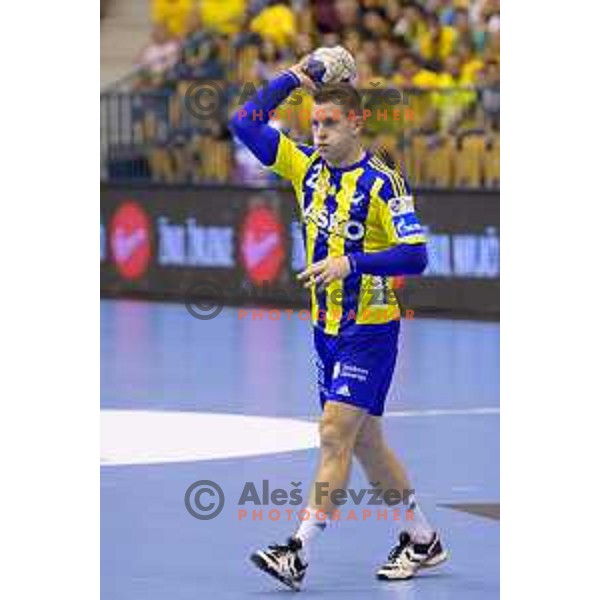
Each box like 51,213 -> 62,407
267,542 -> 293,556
387,543 -> 405,562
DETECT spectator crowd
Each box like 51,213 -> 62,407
112,0 -> 500,187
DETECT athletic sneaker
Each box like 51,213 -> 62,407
250,536 -> 308,591
376,531 -> 448,580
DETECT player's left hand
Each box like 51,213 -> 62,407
297,256 -> 352,290
289,57 -> 318,92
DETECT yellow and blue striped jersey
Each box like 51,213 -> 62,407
270,133 -> 427,335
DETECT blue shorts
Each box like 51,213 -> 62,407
313,321 -> 400,417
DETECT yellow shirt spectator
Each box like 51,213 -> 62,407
436,72 -> 474,89
250,4 -> 297,48
152,0 -> 193,38
200,0 -> 246,35
392,69 -> 439,89
434,57 -> 477,132
461,57 -> 484,83
418,24 -> 457,63
391,58 -> 440,131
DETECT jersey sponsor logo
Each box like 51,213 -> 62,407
340,363 -> 369,382
344,221 -> 366,241
396,218 -> 423,237
332,362 -> 370,383
388,195 -> 414,216
351,191 -> 366,205
303,204 -> 366,241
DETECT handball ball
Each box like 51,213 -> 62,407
305,46 -> 357,86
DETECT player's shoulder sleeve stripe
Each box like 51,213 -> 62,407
369,156 -> 426,245
369,157 -> 408,199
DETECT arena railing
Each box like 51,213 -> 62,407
100,83 -> 499,190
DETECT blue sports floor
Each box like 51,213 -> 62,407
101,299 -> 499,600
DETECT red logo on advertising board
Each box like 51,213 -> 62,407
109,201 -> 152,280
240,205 -> 284,284
392,276 -> 406,290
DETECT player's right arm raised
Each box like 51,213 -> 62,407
229,61 -> 315,185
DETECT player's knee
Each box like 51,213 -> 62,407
354,427 -> 386,459
319,419 -> 355,459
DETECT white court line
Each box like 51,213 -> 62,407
385,407 -> 499,418
303,406 -> 499,420
100,410 -> 319,465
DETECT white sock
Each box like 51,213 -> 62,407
294,508 -> 327,560
403,493 -> 434,544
